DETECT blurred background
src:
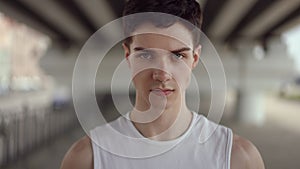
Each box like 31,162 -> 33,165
0,0 -> 300,168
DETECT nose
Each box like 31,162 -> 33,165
152,55 -> 173,82
152,69 -> 172,83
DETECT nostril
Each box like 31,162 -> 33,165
153,70 -> 172,82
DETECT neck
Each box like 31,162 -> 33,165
130,100 -> 193,141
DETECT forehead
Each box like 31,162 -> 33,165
130,22 -> 194,49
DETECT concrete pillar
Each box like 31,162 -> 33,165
234,41 -> 267,126
232,37 -> 295,125
236,89 -> 265,126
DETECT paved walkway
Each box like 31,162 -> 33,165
224,94 -> 300,169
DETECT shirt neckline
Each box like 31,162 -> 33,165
124,111 -> 200,145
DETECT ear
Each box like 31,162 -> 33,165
122,43 -> 131,67
192,45 -> 201,69
122,43 -> 130,59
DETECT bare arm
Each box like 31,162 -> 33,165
230,134 -> 265,169
60,136 -> 93,169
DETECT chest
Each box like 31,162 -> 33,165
96,140 -> 227,169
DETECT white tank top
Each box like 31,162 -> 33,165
90,112 -> 233,169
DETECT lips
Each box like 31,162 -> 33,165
150,88 -> 174,96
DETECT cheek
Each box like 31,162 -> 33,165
130,61 -> 151,80
172,69 -> 191,90
132,71 -> 151,87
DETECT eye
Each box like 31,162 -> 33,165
172,53 -> 184,60
138,52 -> 153,60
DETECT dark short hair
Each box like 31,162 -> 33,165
122,0 -> 203,48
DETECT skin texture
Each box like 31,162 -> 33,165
124,22 -> 200,140
60,22 -> 265,169
60,136 -> 93,169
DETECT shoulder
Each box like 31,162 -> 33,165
60,136 -> 93,169
230,134 -> 265,169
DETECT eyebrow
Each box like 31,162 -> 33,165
170,47 -> 191,53
133,47 -> 146,51
133,47 -> 191,53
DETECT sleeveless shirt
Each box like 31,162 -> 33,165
90,112 -> 233,169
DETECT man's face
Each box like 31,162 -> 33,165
123,22 -> 200,111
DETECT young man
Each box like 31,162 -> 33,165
61,0 -> 265,168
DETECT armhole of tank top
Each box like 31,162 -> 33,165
90,130 -> 101,169
225,128 -> 233,169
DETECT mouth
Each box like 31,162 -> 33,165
150,88 -> 175,96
